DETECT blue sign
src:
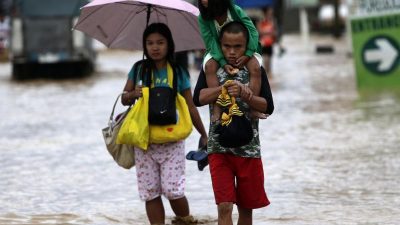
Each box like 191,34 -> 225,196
235,0 -> 275,8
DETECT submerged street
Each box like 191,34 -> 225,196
0,35 -> 399,225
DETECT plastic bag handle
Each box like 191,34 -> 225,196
108,91 -> 128,124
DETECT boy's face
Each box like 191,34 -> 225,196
220,32 -> 247,65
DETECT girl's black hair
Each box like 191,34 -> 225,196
198,0 -> 232,21
139,23 -> 176,84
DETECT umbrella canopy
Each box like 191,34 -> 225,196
235,0 -> 275,8
74,0 -> 205,52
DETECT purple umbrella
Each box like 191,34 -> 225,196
74,0 -> 205,52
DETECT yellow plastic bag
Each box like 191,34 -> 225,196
117,87 -> 149,150
149,93 -> 193,144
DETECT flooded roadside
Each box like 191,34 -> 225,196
0,35 -> 399,224
262,35 -> 400,224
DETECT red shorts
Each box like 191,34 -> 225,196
208,153 -> 270,209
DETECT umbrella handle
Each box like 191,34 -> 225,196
142,4 -> 152,60
146,4 -> 151,27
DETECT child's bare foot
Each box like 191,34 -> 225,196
224,64 -> 239,76
172,215 -> 198,224
250,110 -> 268,119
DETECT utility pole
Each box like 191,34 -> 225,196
333,0 -> 341,38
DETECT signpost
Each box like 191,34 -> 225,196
286,0 -> 318,8
350,13 -> 400,88
355,0 -> 400,15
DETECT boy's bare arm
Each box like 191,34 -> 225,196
242,89 -> 268,113
199,86 -> 223,105
235,83 -> 267,113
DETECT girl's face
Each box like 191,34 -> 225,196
201,0 -> 208,8
145,32 -> 168,61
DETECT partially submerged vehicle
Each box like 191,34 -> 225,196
10,0 -> 95,79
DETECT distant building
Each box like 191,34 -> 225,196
0,0 -> 13,15
9,0 -> 96,79
0,8 -> 10,60
0,17 -> 10,47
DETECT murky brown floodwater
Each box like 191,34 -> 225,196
1,35 -> 399,225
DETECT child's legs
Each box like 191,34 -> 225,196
203,54 -> 220,88
134,147 -> 162,201
237,206 -> 252,225
246,55 -> 264,118
145,196 -> 165,224
159,141 -> 186,200
169,196 -> 189,217
134,147 -> 165,224
158,141 -> 189,217
246,55 -> 261,96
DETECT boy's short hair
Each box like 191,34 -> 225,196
219,21 -> 249,45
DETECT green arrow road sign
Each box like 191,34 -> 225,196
351,13 -> 400,88
363,35 -> 399,75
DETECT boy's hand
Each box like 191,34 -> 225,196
224,64 -> 239,75
250,111 -> 268,119
224,80 -> 242,97
235,55 -> 250,68
239,84 -> 253,102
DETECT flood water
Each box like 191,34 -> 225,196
1,35 -> 399,225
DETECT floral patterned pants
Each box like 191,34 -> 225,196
134,141 -> 186,201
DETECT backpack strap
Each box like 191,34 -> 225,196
171,65 -> 178,96
134,60 -> 179,95
132,59 -> 145,86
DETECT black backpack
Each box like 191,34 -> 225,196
133,60 -> 178,125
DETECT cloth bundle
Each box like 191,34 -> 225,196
215,80 -> 253,148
